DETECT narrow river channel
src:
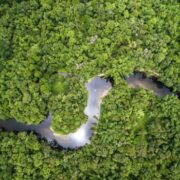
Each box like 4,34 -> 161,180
0,72 -> 173,149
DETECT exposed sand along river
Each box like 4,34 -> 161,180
0,72 -> 173,149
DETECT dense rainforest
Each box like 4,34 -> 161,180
0,0 -> 180,179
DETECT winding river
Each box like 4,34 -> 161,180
0,72 -> 173,149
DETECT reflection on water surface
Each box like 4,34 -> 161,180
0,73 -> 174,149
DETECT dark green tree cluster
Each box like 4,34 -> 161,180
0,0 -> 180,179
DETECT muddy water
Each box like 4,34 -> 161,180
0,73 -> 172,149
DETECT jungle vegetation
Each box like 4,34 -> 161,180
0,0 -> 180,179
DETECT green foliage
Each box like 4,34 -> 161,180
50,75 -> 69,95
49,76 -> 87,134
0,91 -> 179,179
0,0 -> 179,179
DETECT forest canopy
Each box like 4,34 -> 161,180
0,0 -> 180,179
